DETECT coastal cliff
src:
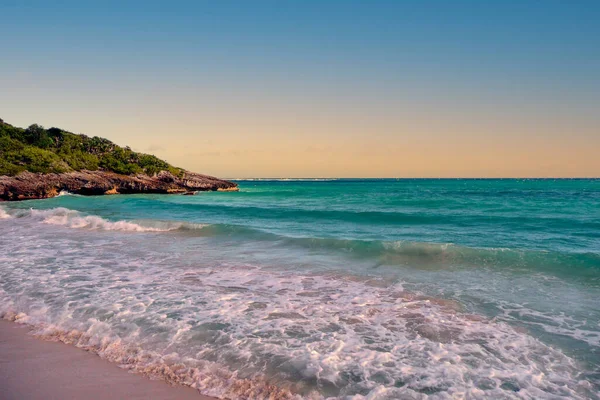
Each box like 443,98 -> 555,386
0,118 -> 237,201
0,170 -> 237,201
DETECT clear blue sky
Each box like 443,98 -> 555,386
1,1 -> 599,177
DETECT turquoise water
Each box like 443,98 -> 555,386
1,179 -> 599,399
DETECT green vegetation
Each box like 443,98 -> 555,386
0,121 -> 184,177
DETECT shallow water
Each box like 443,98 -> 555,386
1,179 -> 599,399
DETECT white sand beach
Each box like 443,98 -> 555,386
0,320 -> 213,400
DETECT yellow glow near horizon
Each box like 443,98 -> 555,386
1,75 -> 598,178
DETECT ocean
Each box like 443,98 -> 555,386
1,179 -> 599,399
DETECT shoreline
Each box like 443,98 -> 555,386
0,319 -> 215,400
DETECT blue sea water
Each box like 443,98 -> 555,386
1,179 -> 599,399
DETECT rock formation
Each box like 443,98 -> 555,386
0,170 -> 238,201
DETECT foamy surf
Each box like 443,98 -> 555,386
4,207 -> 207,233
1,310 -> 300,399
0,206 -> 11,219
0,247 -> 594,399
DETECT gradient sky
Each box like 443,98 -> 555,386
1,1 -> 599,177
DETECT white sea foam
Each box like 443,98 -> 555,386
0,209 -> 597,399
0,206 -> 11,219
13,207 -> 201,232
499,303 -> 600,348
1,268 -> 592,399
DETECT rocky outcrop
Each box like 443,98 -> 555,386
0,170 -> 238,201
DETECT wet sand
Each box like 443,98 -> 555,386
0,320 -> 213,400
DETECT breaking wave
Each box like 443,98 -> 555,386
3,206 -> 599,282
0,206 -> 11,219
172,224 -> 600,282
5,207 -> 207,233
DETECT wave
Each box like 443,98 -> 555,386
6,207 -> 207,233
0,206 -> 11,219
144,200 -> 600,232
187,224 -> 600,278
4,206 -> 599,279
57,190 -> 77,196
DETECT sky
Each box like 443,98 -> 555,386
1,0 -> 599,178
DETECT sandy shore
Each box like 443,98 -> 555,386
0,320 -> 214,400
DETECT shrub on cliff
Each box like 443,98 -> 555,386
0,121 -> 184,177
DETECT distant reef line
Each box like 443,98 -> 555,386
0,118 -> 237,201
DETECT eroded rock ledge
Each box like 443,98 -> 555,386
0,170 -> 238,201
